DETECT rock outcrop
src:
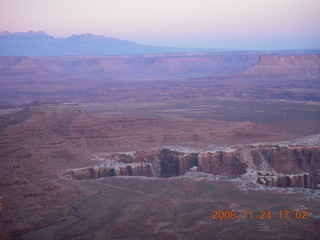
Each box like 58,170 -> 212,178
2,53 -> 319,81
198,151 -> 247,178
238,54 -> 320,78
64,161 -> 152,180
1,52 -> 320,105
64,145 -> 320,189
257,171 -> 316,189
0,54 -> 259,80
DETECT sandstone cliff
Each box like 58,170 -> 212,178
64,161 -> 152,180
257,171 -> 316,189
1,52 -> 319,106
64,145 -> 320,189
0,54 -> 259,80
1,53 -> 319,81
238,54 -> 320,78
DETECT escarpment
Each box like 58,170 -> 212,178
238,54 -> 320,78
65,145 -> 320,189
257,172 -> 316,189
197,151 -> 247,177
1,53 -> 319,81
64,161 -> 152,180
0,54 -> 259,80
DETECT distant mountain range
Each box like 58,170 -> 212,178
0,31 -> 219,56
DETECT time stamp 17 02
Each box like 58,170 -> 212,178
211,210 -> 309,220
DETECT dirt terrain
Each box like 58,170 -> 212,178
0,51 -> 320,239
0,51 -> 320,108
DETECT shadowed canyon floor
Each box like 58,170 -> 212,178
0,51 -> 320,239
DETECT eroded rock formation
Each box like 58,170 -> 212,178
239,54 -> 320,78
1,52 -> 319,106
64,161 -> 152,180
64,146 -> 320,189
257,171 -> 316,189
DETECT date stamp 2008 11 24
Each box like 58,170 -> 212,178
211,210 -> 308,220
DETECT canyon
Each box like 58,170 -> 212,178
64,145 -> 320,189
1,50 -> 320,108
0,104 -> 319,239
0,49 -> 320,240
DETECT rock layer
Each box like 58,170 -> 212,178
0,54 -> 259,80
64,161 -> 152,180
239,54 -> 320,78
64,146 -> 320,189
1,52 -> 320,106
257,171 -> 316,189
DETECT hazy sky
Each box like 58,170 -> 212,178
1,0 -> 320,50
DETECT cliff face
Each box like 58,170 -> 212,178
0,54 -> 259,80
2,54 -> 318,81
158,149 -> 199,177
64,146 -> 320,189
256,146 -> 320,174
198,151 -> 247,177
239,54 -> 320,78
1,52 -> 319,106
257,172 -> 316,189
64,161 -> 152,180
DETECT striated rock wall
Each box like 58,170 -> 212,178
158,149 -> 199,177
248,146 -> 320,182
64,145 -> 319,189
198,151 -> 247,177
176,145 -> 319,180
257,171 -> 316,189
239,54 -> 320,78
64,161 -> 152,180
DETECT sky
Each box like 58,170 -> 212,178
1,0 -> 320,50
